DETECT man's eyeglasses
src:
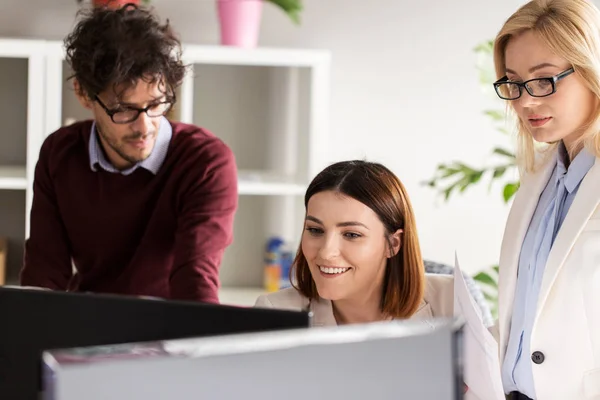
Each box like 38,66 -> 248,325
94,95 -> 174,124
493,67 -> 575,100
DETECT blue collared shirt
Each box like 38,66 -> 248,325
88,117 -> 172,175
501,142 -> 595,398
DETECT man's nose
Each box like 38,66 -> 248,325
130,110 -> 155,135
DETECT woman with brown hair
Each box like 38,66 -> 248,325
255,160 -> 453,326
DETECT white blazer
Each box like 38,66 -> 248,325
255,273 -> 454,327
498,151 -> 600,400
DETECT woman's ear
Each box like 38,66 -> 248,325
388,229 -> 403,258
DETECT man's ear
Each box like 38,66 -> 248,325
73,79 -> 93,110
388,229 -> 403,258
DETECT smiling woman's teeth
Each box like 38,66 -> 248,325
319,266 -> 349,274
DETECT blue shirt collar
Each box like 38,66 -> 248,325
88,117 -> 172,176
556,141 -> 596,193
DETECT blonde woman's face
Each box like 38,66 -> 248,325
301,191 -> 393,303
504,30 -> 597,148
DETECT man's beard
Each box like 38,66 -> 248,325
97,125 -> 155,167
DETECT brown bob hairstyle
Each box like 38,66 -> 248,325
292,160 -> 425,319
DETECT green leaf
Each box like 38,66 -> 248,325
492,265 -> 499,274
503,182 -> 520,202
490,307 -> 498,320
422,179 -> 436,188
481,290 -> 498,302
439,167 -> 462,179
266,0 -> 303,24
492,166 -> 507,178
483,292 -> 498,303
452,162 -> 474,174
493,147 -> 516,159
473,40 -> 494,54
484,110 -> 505,121
458,171 -> 483,192
436,163 -> 450,171
473,271 -> 498,287
443,186 -> 454,201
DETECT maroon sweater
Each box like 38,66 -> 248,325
21,120 -> 238,303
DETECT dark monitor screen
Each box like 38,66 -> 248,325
0,287 -> 310,400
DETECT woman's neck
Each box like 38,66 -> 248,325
562,134 -> 585,163
332,293 -> 388,325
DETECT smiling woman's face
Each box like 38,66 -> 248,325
301,190 -> 391,303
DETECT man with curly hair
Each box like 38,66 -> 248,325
20,5 -> 238,303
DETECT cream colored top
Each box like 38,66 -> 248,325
255,273 -> 454,327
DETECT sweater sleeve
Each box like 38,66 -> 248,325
21,134 -> 73,289
169,138 -> 238,303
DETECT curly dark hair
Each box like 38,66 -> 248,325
65,3 -> 186,101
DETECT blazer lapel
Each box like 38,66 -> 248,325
534,157 -> 600,326
411,300 -> 433,320
309,298 -> 337,327
498,155 -> 555,356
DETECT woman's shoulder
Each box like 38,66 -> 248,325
254,287 -> 310,311
423,273 -> 454,318
424,272 -> 453,292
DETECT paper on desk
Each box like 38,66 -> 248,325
454,253 -> 504,400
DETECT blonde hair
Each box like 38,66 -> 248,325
493,0 -> 600,173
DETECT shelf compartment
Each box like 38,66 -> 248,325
0,166 -> 27,190
238,170 -> 306,196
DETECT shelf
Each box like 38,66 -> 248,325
0,167 -> 307,194
0,166 -> 27,190
42,41 -> 330,68
182,45 -> 330,68
218,286 -> 267,307
238,171 -> 306,196
238,180 -> 306,196
0,38 -> 46,58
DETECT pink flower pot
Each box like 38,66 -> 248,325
217,0 -> 264,48
92,0 -> 141,9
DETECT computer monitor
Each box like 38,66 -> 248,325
0,287 -> 310,400
43,318 -> 464,400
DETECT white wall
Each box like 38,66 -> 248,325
0,0 -> 538,274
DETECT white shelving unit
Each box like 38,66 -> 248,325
0,39 -> 47,285
0,38 -> 331,306
0,167 -> 27,190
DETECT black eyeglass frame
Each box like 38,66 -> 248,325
493,67 -> 575,100
94,94 -> 175,124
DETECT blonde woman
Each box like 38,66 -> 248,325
493,1 -> 600,399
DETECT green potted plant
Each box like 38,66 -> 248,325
424,40 -> 519,203
424,40 -> 516,319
